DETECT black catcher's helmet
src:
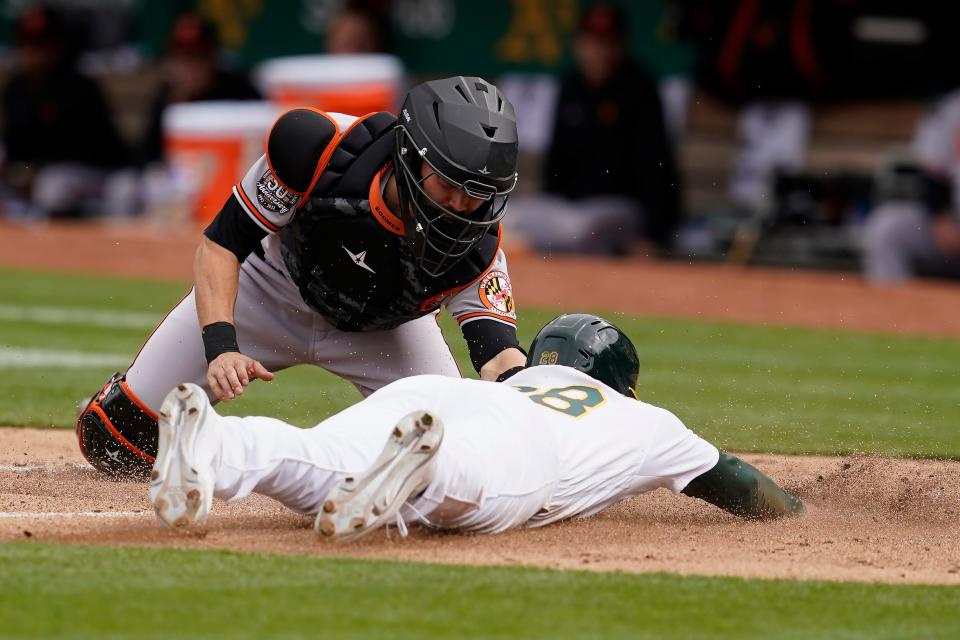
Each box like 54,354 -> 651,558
393,76 -> 519,276
527,313 -> 640,397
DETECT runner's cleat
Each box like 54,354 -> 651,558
149,383 -> 217,529
315,410 -> 443,542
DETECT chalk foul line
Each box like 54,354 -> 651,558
0,511 -> 149,519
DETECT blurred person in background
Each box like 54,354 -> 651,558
861,98 -> 960,284
0,5 -> 133,219
674,0 -> 960,266
325,4 -> 388,54
507,2 -> 681,255
139,12 -> 262,166
319,2 -> 405,116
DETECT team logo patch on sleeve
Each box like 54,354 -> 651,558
256,169 -> 301,214
479,271 -> 515,316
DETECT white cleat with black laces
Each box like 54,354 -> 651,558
149,383 -> 217,529
316,410 -> 443,542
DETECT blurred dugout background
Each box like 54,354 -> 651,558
0,0 -> 958,285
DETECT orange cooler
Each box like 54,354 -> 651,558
256,54 -> 405,116
163,102 -> 280,223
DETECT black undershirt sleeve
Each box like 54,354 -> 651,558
203,195 -> 270,262
682,452 -> 805,520
495,365 -> 526,382
460,319 -> 522,372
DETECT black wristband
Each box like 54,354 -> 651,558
201,322 -> 239,363
495,365 -> 526,383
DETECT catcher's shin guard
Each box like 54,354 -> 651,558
76,372 -> 158,479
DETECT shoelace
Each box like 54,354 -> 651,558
387,500 -> 429,540
395,512 -> 408,538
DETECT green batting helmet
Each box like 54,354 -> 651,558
527,313 -> 640,397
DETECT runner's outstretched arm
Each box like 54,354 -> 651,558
682,452 -> 805,519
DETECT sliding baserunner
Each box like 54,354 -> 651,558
149,314 -> 804,539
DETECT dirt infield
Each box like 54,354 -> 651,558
3,428 -> 959,585
2,221 -> 959,584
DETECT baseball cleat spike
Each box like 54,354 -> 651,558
312,409 -> 444,542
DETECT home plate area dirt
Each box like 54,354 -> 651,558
2,428 -> 958,585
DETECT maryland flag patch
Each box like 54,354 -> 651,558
478,271 -> 515,317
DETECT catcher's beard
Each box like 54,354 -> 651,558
405,197 -> 495,275
394,166 -> 507,276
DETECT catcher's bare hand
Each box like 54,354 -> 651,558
207,352 -> 274,402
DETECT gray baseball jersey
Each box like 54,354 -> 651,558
126,111 -> 519,410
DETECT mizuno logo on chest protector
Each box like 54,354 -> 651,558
342,245 -> 376,274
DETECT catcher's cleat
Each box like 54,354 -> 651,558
315,410 -> 443,542
150,383 -> 218,529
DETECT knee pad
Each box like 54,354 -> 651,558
76,373 -> 158,479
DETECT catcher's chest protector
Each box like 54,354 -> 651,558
278,112 -> 499,332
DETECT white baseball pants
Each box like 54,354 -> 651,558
198,376 -> 559,535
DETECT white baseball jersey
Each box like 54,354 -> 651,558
204,367 -> 719,534
506,366 -> 719,528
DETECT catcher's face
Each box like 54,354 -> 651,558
392,125 -> 509,276
417,161 -> 485,215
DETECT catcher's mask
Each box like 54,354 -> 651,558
393,76 -> 518,277
527,313 -> 640,398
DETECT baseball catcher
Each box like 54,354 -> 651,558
77,76 -> 527,478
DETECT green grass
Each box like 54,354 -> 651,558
3,268 -> 959,639
1,266 -> 959,457
1,543 -> 958,640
